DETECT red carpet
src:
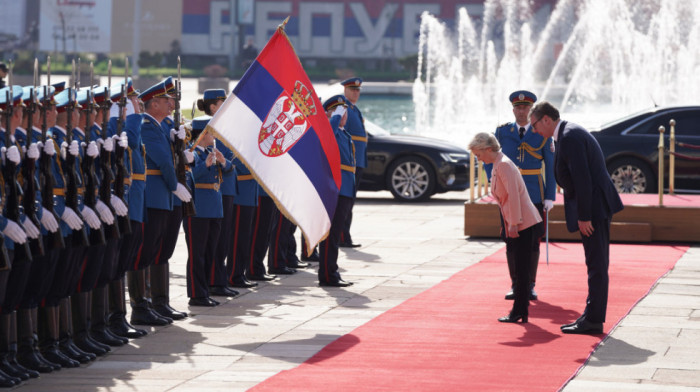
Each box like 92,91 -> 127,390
478,192 -> 700,207
251,243 -> 688,392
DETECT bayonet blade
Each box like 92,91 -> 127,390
33,58 -> 39,88
47,56 -> 51,86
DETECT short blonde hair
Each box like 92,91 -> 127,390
468,132 -> 501,152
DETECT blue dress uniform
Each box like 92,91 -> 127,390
183,116 -> 232,306
484,90 -> 555,298
227,156 -> 259,288
319,95 -> 356,287
107,80 -> 149,338
339,77 -> 365,247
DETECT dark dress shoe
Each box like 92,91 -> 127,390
301,252 -> 319,262
560,316 -> 585,330
247,273 -> 277,281
319,279 -> 353,287
109,314 -> 148,338
131,307 -> 171,326
209,286 -> 239,297
188,297 -> 218,307
505,288 -> 515,300
288,260 -> 309,269
530,288 -> 538,301
561,319 -> 603,335
339,242 -> 361,248
153,304 -> 187,321
498,313 -> 528,323
229,279 -> 258,288
268,267 -> 296,275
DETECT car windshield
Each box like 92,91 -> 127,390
363,119 -> 390,136
599,107 -> 657,129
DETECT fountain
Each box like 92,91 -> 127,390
413,0 -> 700,146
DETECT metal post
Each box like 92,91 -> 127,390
658,125 -> 665,206
669,119 -> 676,195
469,153 -> 475,203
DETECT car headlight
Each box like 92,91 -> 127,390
440,152 -> 469,163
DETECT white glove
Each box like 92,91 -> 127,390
69,140 -> 80,157
95,200 -> 115,225
172,183 -> 192,203
119,132 -> 128,148
543,199 -> 554,212
2,219 -> 27,244
44,140 -> 56,156
110,194 -> 128,217
80,206 -> 101,230
21,216 -> 41,239
170,125 -> 186,142
102,136 -> 114,152
332,105 -> 347,118
27,143 -> 40,160
86,141 -> 99,158
61,207 -> 84,231
4,146 -> 21,165
183,149 -> 194,164
40,207 -> 59,233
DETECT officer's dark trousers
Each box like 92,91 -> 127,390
120,221 -> 144,276
319,196 -> 353,284
1,254 -> 32,315
136,208 -> 170,271
267,206 -> 294,270
97,237 -> 121,288
155,205 -> 182,267
505,225 -> 536,317
212,195 -> 235,287
21,238 -> 60,309
183,216 -> 221,299
75,243 -> 106,294
227,205 -> 255,284
580,218 -> 611,324
341,167 -> 363,244
249,196 -> 274,276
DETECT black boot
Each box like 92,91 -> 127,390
39,306 -> 80,368
71,292 -> 109,356
15,308 -> 56,373
0,312 -> 29,382
151,264 -> 187,321
90,286 -> 127,346
127,269 -> 171,326
6,312 -> 39,379
58,297 -> 96,363
108,278 -> 147,338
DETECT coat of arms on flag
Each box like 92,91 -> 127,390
206,18 -> 341,252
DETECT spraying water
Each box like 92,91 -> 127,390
414,0 -> 700,146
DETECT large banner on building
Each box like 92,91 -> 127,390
181,0 -> 489,58
38,0 -> 112,53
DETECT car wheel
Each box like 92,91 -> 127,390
386,156 -> 435,201
608,157 -> 656,194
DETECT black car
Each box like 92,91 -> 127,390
591,106 -> 700,193
359,121 -> 471,201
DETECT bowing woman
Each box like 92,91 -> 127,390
468,132 -> 542,323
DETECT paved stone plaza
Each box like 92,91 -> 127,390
16,190 -> 700,391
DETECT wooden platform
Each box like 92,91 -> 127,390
464,193 -> 700,243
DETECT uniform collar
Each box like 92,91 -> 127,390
553,120 -> 562,142
15,127 -> 27,137
74,127 -> 85,137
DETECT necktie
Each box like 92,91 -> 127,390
519,127 -> 525,139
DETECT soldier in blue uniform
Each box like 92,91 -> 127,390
197,89 -> 240,297
226,153 -> 259,288
183,116 -> 234,306
485,90 -> 555,301
319,95 -> 356,287
130,79 -> 191,326
248,186 -> 278,279
339,77 -> 365,248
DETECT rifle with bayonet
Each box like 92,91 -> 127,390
173,56 -> 196,216
38,56 -> 65,250
112,58 -> 131,235
81,62 -> 106,245
0,70 -> 12,269
65,59 -> 90,247
2,60 -> 33,262
97,60 -> 120,240
21,59 -> 45,257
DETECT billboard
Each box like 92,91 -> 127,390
38,0 -> 112,53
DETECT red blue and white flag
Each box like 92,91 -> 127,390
207,20 -> 341,251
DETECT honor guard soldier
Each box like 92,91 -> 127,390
110,78 -> 150,338
339,77 -> 364,248
183,116 -> 234,306
485,90 -> 555,301
318,95 -> 356,287
132,78 -> 191,326
198,89 -> 239,297
248,185 -> 277,280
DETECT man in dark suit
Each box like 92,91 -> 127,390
529,101 -> 624,335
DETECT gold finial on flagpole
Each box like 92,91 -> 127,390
278,16 -> 290,31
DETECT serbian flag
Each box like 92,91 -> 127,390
207,20 -> 341,251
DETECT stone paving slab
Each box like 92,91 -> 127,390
14,190 -> 700,392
